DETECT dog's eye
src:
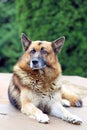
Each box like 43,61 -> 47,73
30,49 -> 36,54
40,47 -> 48,55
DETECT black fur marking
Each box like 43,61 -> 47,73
8,87 -> 21,110
75,100 -> 83,107
38,42 -> 42,45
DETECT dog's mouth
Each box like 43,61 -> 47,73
30,57 -> 47,70
30,64 -> 46,70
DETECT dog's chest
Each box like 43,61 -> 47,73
20,72 -> 62,110
19,69 -> 62,99
28,77 -> 61,101
20,71 -> 62,92
27,77 -> 56,98
21,72 -> 52,89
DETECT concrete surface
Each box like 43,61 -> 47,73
0,73 -> 87,130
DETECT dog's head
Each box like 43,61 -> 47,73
20,33 -> 65,71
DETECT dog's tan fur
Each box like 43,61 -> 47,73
8,33 -> 82,124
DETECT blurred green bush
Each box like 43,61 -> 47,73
0,0 -> 87,77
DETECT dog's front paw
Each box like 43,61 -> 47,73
36,113 -> 50,124
63,114 -> 82,125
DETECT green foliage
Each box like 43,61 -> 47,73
0,0 -> 22,72
0,0 -> 87,77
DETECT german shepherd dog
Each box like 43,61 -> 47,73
8,33 -> 82,124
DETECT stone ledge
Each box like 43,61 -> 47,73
0,73 -> 87,130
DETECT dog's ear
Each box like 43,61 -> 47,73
52,36 -> 65,54
21,33 -> 31,51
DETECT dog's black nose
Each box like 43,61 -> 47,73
30,57 -> 46,70
32,59 -> 38,65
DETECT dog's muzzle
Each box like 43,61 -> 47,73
30,57 -> 46,70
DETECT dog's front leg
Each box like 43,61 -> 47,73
20,89 -> 49,123
50,102 -> 82,125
